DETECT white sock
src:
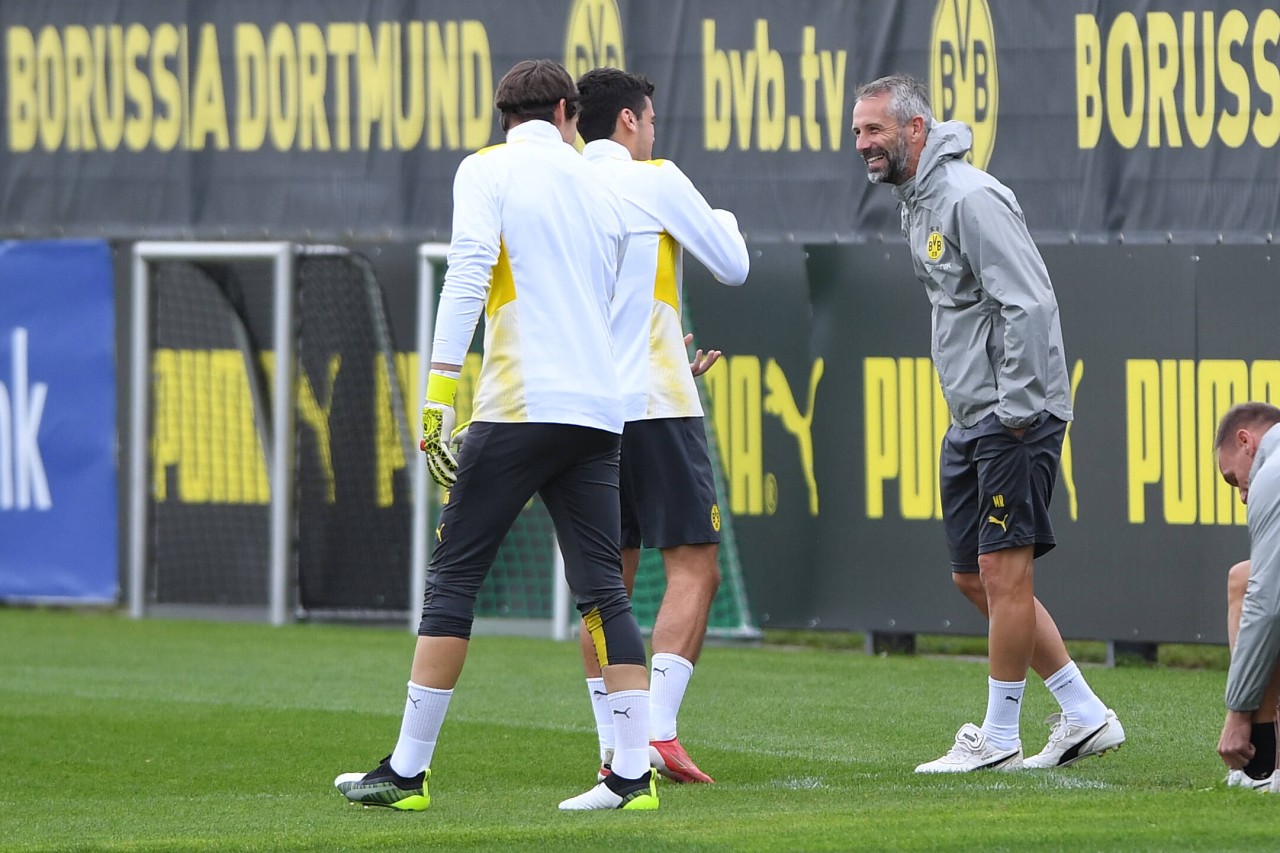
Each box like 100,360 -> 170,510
1044,661 -> 1107,727
585,677 -> 614,763
389,681 -> 452,777
981,677 -> 1025,750
649,653 -> 694,741
606,689 -> 650,780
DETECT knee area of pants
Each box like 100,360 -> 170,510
418,609 -> 475,639
584,589 -> 634,618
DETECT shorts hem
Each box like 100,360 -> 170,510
976,536 -> 1040,556
643,536 -> 721,550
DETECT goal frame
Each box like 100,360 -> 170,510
128,241 -> 297,625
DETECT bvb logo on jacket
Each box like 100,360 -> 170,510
926,229 -> 945,261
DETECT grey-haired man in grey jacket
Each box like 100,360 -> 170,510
1216,402 -> 1280,791
852,74 -> 1124,773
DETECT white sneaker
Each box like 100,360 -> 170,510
1226,769 -> 1273,791
914,723 -> 1024,773
558,772 -> 659,811
1023,708 -> 1126,769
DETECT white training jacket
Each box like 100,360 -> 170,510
432,121 -> 629,434
582,139 -> 749,422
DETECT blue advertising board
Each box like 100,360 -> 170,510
0,241 -> 117,602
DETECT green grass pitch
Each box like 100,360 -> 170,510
1,607 -> 1274,852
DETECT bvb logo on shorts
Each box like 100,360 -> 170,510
565,0 -> 625,79
929,0 -> 998,170
710,503 -> 721,533
926,229 -> 944,261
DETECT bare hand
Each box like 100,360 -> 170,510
1218,710 -> 1256,769
684,333 -> 722,377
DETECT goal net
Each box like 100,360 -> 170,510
132,243 -> 415,622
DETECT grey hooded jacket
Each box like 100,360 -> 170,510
892,121 -> 1072,429
1227,424 -> 1280,712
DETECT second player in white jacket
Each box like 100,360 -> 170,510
582,139 -> 749,422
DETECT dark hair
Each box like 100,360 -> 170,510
575,67 -> 655,143
494,59 -> 578,132
1215,401 -> 1280,449
854,73 -> 936,130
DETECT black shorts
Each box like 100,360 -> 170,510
940,412 -> 1066,572
419,421 -> 645,666
619,417 -> 722,550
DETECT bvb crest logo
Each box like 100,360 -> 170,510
929,0 -> 998,170
565,0 -> 625,78
926,230 -> 944,261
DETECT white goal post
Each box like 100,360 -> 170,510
128,242 -> 298,625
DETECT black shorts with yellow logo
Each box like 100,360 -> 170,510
940,412 -> 1067,572
619,416 -> 722,550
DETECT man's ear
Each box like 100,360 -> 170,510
619,108 -> 637,133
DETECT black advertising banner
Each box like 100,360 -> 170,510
3,0 -> 1279,243
683,242 -> 1266,643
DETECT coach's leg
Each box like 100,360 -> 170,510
971,545 -> 1036,750
953,573 -> 1070,678
978,545 -> 1037,682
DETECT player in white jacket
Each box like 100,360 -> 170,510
335,59 -> 656,813
575,67 -> 750,785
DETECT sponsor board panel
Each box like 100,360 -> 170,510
0,240 -> 117,602
683,244 -> 823,629
800,242 -> 1267,643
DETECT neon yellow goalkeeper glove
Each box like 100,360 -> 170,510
420,371 -> 459,488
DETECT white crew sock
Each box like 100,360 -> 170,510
649,652 -> 694,741
981,677 -> 1025,750
585,677 -> 614,763
1043,661 -> 1107,727
389,681 -> 452,777
606,689 -> 651,780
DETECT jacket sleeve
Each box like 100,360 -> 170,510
432,153 -> 499,366
955,186 -> 1058,429
1227,460 -> 1280,711
654,160 -> 750,286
